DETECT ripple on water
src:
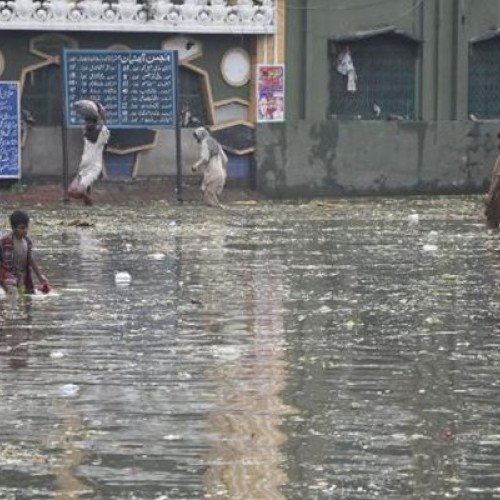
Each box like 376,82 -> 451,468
0,196 -> 499,499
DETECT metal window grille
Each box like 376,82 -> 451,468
329,34 -> 417,120
21,64 -> 62,126
469,37 -> 500,119
179,66 -> 208,127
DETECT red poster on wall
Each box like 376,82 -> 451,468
257,64 -> 285,123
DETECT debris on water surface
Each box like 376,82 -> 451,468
147,253 -> 166,261
0,195 -> 497,498
49,350 -> 66,359
408,213 -> 419,225
58,383 -> 80,397
438,427 -> 456,442
0,443 -> 50,466
233,200 -> 258,206
66,219 -> 95,227
424,316 -> 442,325
422,244 -> 438,252
317,305 -> 332,314
115,271 -> 132,285
162,434 -> 182,441
30,289 -> 60,300
346,317 -> 364,330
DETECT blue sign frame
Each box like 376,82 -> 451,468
62,49 -> 178,129
0,81 -> 21,179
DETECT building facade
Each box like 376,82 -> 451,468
256,0 -> 500,197
0,0 -> 285,185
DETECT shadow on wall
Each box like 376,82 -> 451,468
309,121 -> 341,193
257,120 -> 497,198
464,122 -> 496,186
256,125 -> 287,195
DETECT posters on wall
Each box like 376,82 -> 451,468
257,64 -> 285,123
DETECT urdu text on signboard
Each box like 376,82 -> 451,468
62,50 -> 178,129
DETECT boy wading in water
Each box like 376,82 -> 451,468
0,211 -> 50,296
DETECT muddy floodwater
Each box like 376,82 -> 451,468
1,196 -> 500,499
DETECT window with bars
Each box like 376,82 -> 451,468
22,64 -> 62,126
179,66 -> 208,127
469,37 -> 500,119
329,34 -> 418,120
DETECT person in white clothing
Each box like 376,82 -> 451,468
68,100 -> 110,206
191,127 -> 228,207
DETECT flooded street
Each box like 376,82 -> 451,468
1,195 -> 500,499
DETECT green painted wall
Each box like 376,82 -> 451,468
286,0 -> 500,122
0,31 -> 252,178
193,35 -> 252,102
255,0 -> 500,198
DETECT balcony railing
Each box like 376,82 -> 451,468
0,0 -> 275,33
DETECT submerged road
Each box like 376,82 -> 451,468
0,196 -> 499,499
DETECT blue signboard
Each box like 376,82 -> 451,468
62,50 -> 178,129
0,81 -> 21,179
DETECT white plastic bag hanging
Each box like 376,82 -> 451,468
337,48 -> 357,93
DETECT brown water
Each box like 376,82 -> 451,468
0,196 -> 499,499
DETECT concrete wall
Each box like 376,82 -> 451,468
286,0 -> 500,122
253,0 -> 500,198
21,127 -> 202,179
256,120 -> 497,197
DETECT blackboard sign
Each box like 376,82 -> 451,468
0,81 -> 21,179
62,50 -> 178,129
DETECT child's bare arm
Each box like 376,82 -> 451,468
30,258 -> 48,284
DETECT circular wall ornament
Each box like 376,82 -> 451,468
220,47 -> 250,87
0,51 -> 5,77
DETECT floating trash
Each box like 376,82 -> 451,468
408,213 -> 419,225
66,219 -> 94,227
317,305 -> 332,314
427,230 -> 438,241
162,434 -> 182,441
50,350 -> 66,359
147,253 -> 166,261
346,317 -> 364,330
114,271 -> 132,286
424,316 -> 442,325
58,383 -> 80,398
422,244 -> 438,252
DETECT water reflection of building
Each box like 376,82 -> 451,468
199,249 -> 292,499
50,401 -> 89,500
